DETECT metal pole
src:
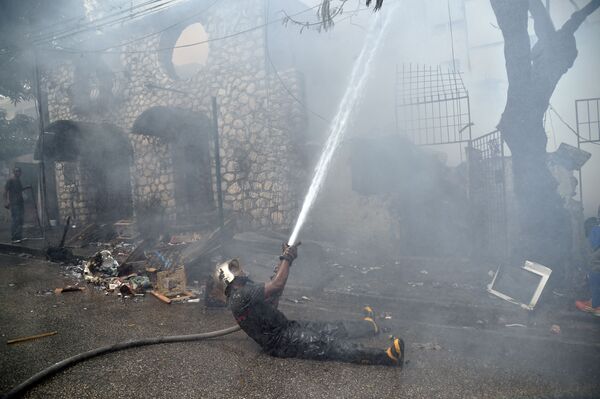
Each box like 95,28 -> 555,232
34,49 -> 47,241
575,100 -> 583,205
211,97 -> 224,229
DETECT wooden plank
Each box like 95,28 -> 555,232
7,331 -> 58,345
150,290 -> 171,304
54,286 -> 85,294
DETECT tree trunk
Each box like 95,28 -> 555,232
490,0 -> 599,283
503,112 -> 571,275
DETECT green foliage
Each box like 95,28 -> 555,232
0,109 -> 38,161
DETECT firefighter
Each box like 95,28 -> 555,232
213,243 -> 404,366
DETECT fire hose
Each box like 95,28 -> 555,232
2,325 -> 241,399
4,243 -> 300,397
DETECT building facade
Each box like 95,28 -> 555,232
42,0 -> 307,228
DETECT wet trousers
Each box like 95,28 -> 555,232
267,319 -> 395,366
10,204 -> 24,241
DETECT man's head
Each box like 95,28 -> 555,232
213,259 -> 248,297
13,167 -> 21,178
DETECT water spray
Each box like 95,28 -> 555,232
288,5 -> 397,245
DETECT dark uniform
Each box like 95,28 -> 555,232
4,177 -> 24,241
228,279 -> 397,365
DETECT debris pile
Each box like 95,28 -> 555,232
61,219 -> 232,303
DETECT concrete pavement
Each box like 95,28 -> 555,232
1,253 -> 599,398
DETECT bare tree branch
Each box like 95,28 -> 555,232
528,0 -> 556,41
366,0 -> 383,10
560,0 -> 600,34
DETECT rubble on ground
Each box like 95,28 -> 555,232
58,219 -> 232,304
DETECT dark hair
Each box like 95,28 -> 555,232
13,167 -> 21,172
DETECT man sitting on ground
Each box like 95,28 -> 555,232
213,243 -> 405,366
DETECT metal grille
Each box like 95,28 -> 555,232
576,98 -> 600,144
395,63 -> 472,146
575,97 -> 600,205
468,130 -> 508,262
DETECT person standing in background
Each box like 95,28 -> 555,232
3,167 -> 28,243
576,216 -> 600,316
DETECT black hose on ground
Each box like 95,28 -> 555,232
2,325 -> 241,399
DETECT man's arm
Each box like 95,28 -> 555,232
264,243 -> 299,299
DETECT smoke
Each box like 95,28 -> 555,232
1,1 -> 599,396
288,3 -> 397,245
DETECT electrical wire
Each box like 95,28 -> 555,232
33,0 -> 184,46
262,5 -> 375,125
22,1 -> 149,42
264,0 -> 330,124
547,108 -> 558,149
42,4 -> 323,55
549,104 -> 600,146
32,0 -> 166,38
92,0 -> 221,52
1,0 -> 188,60
31,0 -> 184,45
266,50 -> 329,123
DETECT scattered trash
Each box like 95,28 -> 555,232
7,331 -> 58,345
407,281 -> 424,287
156,267 -> 187,297
126,275 -> 152,292
550,324 -> 561,334
552,290 -> 565,297
52,222 -> 232,306
187,298 -> 201,303
8,283 -> 15,287
420,270 -> 428,275
54,286 -> 85,294
119,284 -> 134,296
505,323 -> 527,328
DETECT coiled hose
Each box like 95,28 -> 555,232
2,325 -> 241,399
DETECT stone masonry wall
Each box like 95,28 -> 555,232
129,135 -> 176,221
55,161 -> 97,224
44,0 -> 308,228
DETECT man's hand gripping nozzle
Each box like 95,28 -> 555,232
280,241 -> 301,264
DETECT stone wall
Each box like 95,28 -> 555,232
44,0 -> 307,228
55,161 -> 97,224
129,135 -> 176,221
